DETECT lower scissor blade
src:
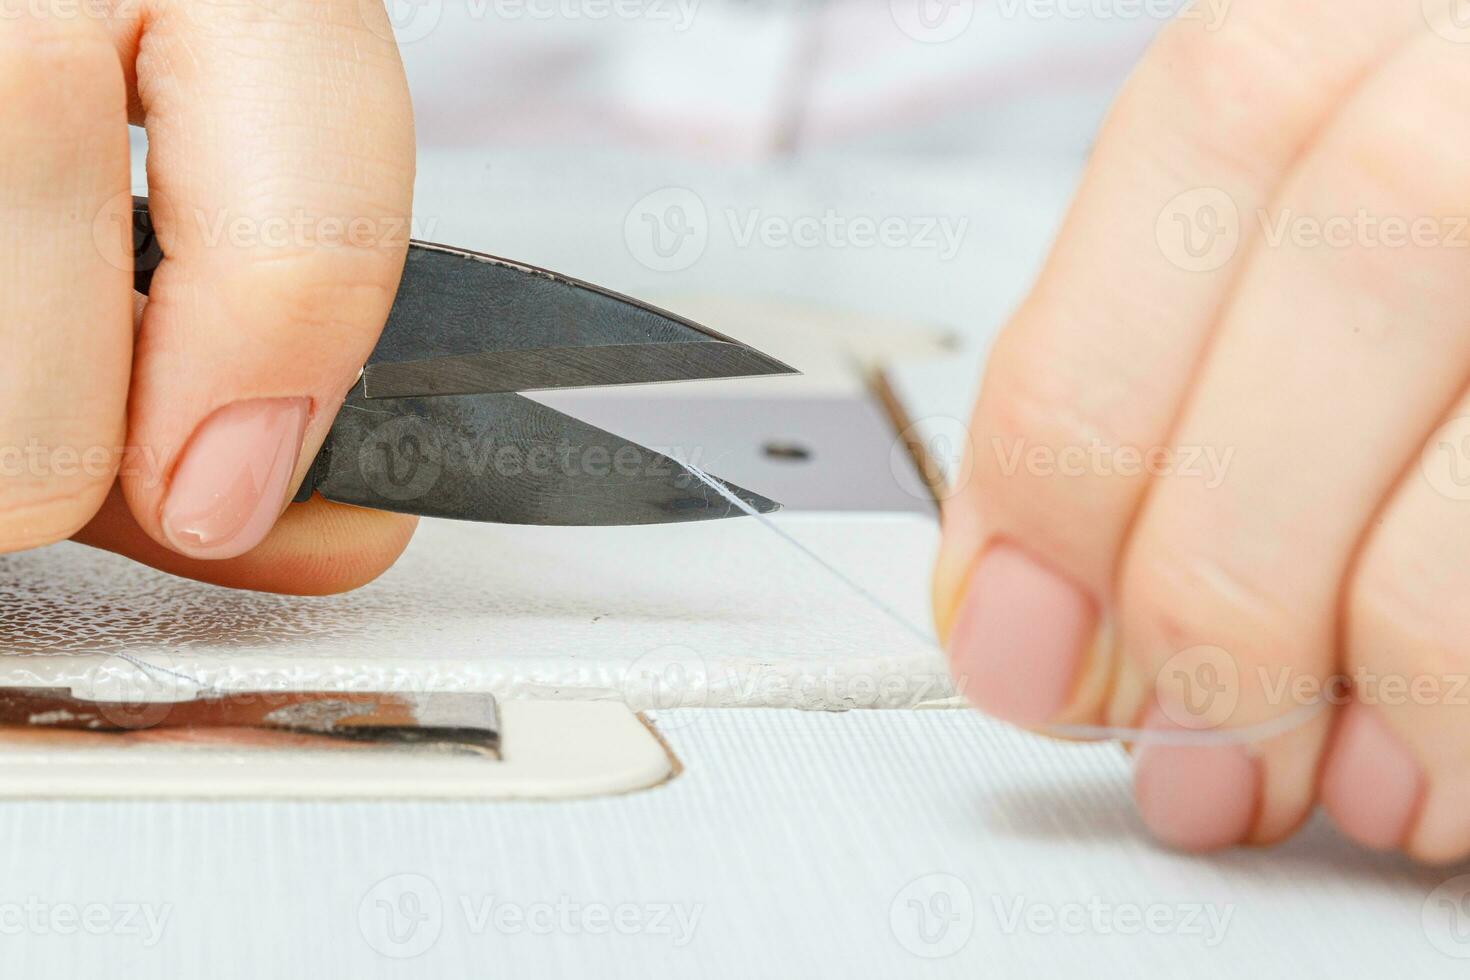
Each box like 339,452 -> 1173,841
311,385 -> 780,526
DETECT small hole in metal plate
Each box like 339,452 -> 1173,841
763,441 -> 812,462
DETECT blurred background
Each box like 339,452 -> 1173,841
384,2 -> 1162,352
126,3 -> 1170,445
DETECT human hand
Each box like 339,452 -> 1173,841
1,0 -> 417,594
934,3 -> 1470,861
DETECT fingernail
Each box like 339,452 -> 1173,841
945,542 -> 1096,726
1321,702 -> 1423,851
162,398 -> 310,560
1134,708 -> 1259,852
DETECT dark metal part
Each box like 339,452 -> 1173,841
365,341 -> 790,399
128,197 -> 791,526
0,687 -> 500,756
364,242 -> 795,395
311,381 -> 780,525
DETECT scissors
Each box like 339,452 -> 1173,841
130,198 -> 795,527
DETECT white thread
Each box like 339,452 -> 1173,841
679,462 -> 1327,749
108,652 -> 215,693
1046,700 -> 1327,748
683,461 -> 936,647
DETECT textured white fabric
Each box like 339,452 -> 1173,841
0,514 -> 947,708
0,708 -> 1453,976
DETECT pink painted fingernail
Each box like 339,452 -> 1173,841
1134,708 -> 1259,852
945,542 -> 1096,726
1321,702 -> 1423,851
161,398 -> 310,560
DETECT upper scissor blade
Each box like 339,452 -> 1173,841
364,340 -> 792,398
366,242 -> 795,397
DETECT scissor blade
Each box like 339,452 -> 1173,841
364,242 -> 796,397
311,384 -> 780,526
365,341 -> 791,399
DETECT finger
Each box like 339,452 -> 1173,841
1119,30 -> 1470,851
73,487 -> 417,596
0,11 -> 131,552
115,0 -> 415,559
1323,398 -> 1470,864
932,1 -> 1420,726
